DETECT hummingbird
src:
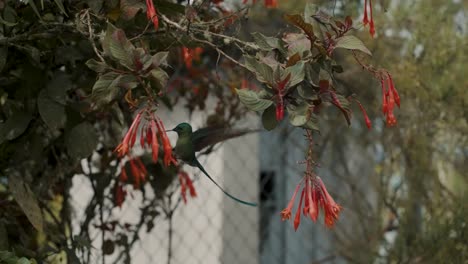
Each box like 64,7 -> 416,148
168,122 -> 258,207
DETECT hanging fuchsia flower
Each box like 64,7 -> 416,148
380,72 -> 400,126
115,109 -> 176,166
115,111 -> 143,157
178,171 -> 197,204
354,99 -> 372,129
362,0 -> 375,37
146,0 -> 159,31
281,175 -> 342,230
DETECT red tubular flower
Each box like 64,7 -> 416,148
280,183 -> 301,221
316,177 -> 342,228
115,112 -> 143,157
368,0 -> 375,37
281,175 -> 341,230
120,166 -> 128,182
363,0 -> 369,25
156,119 -> 177,166
150,120 -> 159,162
146,0 -> 159,31
182,47 -> 203,69
387,73 -> 400,107
129,158 -> 147,189
380,73 -> 399,127
178,171 -> 197,204
294,188 -> 306,231
114,183 -> 127,208
355,100 -> 372,130
264,0 -> 277,8
362,0 -> 375,37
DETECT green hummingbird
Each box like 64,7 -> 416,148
168,122 -> 257,207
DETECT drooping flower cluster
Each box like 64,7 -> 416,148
178,171 -> 197,204
114,109 -> 177,166
146,0 -> 159,31
281,174 -> 342,230
380,72 -> 400,126
362,0 -> 375,37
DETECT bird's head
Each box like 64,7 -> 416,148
169,122 -> 193,136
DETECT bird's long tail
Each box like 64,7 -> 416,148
194,159 -> 257,207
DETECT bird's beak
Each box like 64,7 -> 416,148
165,129 -> 174,132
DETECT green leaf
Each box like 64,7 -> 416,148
334,35 -> 372,56
283,33 -> 311,57
304,3 -> 318,24
53,0 -> 68,16
120,0 -> 145,20
85,59 -> 108,73
152,52 -> 169,67
26,0 -> 42,20
102,23 -> 117,57
0,112 -> 32,144
251,32 -> 284,52
284,61 -> 305,88
8,175 -> 44,232
236,89 -> 273,112
0,45 -> 7,72
91,72 -> 122,104
287,102 -> 311,126
284,14 -> 315,42
244,56 -> 274,85
298,85 -> 318,100
16,257 -> 31,264
37,90 -> 66,130
119,75 -> 139,90
109,29 -> 136,69
302,114 -> 319,131
262,105 -> 278,131
149,68 -> 169,88
65,122 -> 98,159
47,73 -> 71,104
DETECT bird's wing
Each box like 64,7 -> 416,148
192,126 -> 260,152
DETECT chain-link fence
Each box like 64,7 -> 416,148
67,102 -> 348,264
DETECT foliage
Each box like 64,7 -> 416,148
1,0 -> 460,263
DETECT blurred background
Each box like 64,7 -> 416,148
0,0 -> 466,263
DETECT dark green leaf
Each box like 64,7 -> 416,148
284,61 -> 305,88
236,89 -> 273,112
102,23 -> 118,57
152,52 -> 169,67
298,85 -> 318,100
251,32 -> 284,52
287,102 -> 311,126
110,29 -> 136,69
302,114 -> 319,131
53,0 -> 67,16
86,59 -> 108,73
0,112 -> 32,144
244,56 -> 274,85
119,75 -> 139,90
150,68 -> 169,88
8,174 -> 44,232
16,257 -> 31,264
0,45 -> 7,72
334,35 -> 372,56
65,122 -> 98,159
91,72 -> 122,104
47,73 -> 71,104
37,90 -> 66,130
262,105 -> 278,131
